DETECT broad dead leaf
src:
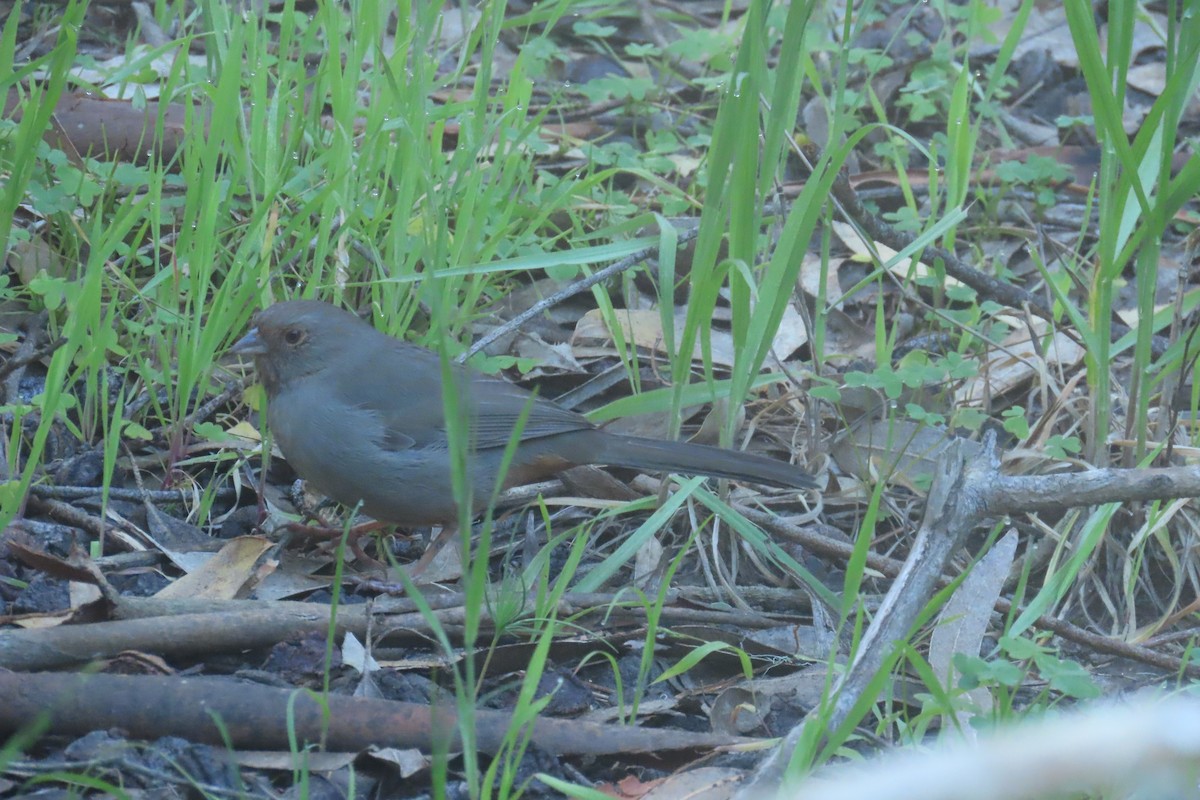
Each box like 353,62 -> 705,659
955,318 -> 1085,406
153,536 -> 275,600
833,420 -> 982,491
832,220 -> 962,288
574,305 -> 808,367
929,529 -> 1018,738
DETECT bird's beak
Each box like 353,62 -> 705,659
230,327 -> 267,357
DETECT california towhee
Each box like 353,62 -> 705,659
231,300 -> 816,526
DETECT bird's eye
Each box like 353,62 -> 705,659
283,327 -> 306,345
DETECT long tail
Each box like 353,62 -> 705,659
597,434 -> 818,490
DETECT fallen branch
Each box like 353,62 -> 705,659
0,589 -> 791,671
738,438 -> 1200,796
0,672 -> 750,756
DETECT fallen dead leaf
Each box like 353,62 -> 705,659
832,220 -> 962,288
955,318 -> 1085,406
153,536 -> 275,600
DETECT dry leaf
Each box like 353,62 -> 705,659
641,767 -> 743,800
955,318 -> 1085,406
574,305 -> 807,366
832,220 -> 962,288
153,536 -> 275,600
929,530 -> 1018,738
833,420 -> 981,491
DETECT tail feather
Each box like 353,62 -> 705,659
597,434 -> 817,490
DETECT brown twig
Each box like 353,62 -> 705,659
29,484 -> 237,503
25,494 -> 108,539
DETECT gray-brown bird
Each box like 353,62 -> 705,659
231,300 -> 816,527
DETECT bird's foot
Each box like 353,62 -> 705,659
282,519 -> 392,570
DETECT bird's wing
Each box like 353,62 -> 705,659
330,336 -> 594,453
466,376 -> 596,449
